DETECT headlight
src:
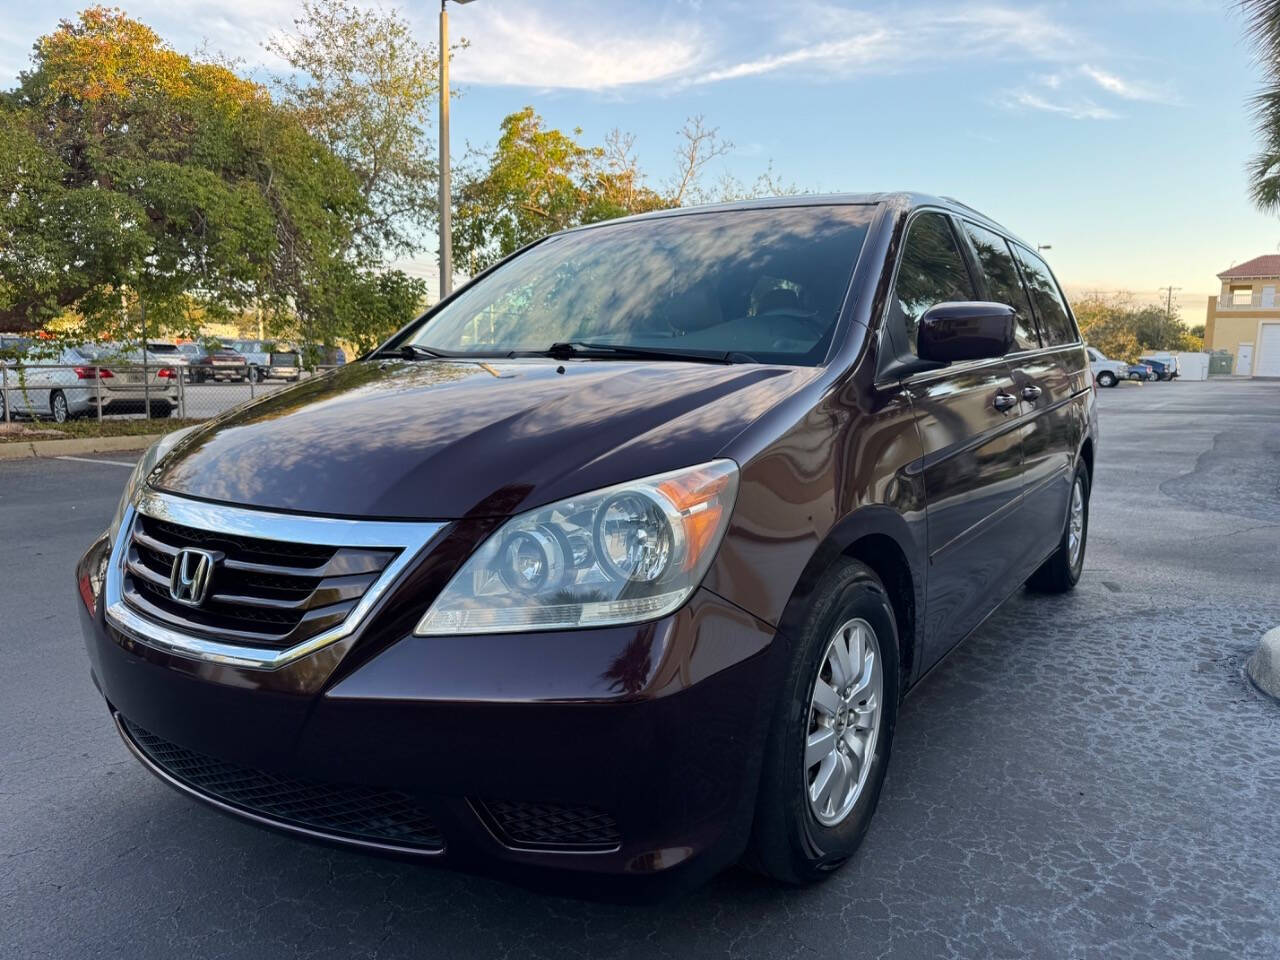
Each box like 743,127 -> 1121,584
415,460 -> 739,635
105,426 -> 200,545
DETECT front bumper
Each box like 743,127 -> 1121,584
76,531 -> 779,897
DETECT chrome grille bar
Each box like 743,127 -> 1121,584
104,488 -> 447,669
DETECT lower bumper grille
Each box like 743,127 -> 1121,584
477,799 -> 621,852
119,717 -> 444,852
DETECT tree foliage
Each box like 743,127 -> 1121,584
0,7 -> 424,350
267,0 -> 455,260
1075,292 -> 1202,362
452,108 -> 800,273
1240,2 -> 1280,211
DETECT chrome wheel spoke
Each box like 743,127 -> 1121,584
841,733 -> 864,773
851,699 -> 877,730
847,650 -> 876,701
805,727 -> 837,768
811,679 -> 841,718
829,630 -> 855,688
811,753 -> 839,808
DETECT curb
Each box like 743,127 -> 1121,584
1246,627 -> 1280,701
0,433 -> 161,461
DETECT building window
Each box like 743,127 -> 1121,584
1231,286 -> 1255,306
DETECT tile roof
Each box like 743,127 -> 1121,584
1218,255 -> 1280,279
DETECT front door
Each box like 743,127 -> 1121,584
889,211 -> 1027,669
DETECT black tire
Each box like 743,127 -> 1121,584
745,558 -> 900,884
148,401 -> 172,419
1148,371 -> 1159,382
1097,371 -> 1116,388
50,390 -> 69,423
1027,461 -> 1090,593
1128,373 -> 1140,381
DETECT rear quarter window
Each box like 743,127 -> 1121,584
1013,246 -> 1079,347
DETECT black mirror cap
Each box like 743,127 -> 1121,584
917,302 -> 1017,364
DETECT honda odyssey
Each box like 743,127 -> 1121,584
76,193 -> 1096,896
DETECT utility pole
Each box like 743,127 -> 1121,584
1160,285 -> 1182,322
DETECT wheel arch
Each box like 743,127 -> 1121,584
774,506 -> 924,696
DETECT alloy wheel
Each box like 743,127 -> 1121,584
51,392 -> 68,423
805,617 -> 883,827
1067,478 -> 1085,568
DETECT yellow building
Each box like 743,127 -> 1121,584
1204,255 -> 1280,376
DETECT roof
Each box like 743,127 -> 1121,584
560,191 -> 1031,251
1218,255 -> 1280,279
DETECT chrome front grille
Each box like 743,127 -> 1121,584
104,488 -> 447,669
122,514 -> 398,649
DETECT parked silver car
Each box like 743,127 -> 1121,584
0,344 -> 180,422
226,340 -> 301,383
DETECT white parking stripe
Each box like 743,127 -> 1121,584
54,455 -> 137,468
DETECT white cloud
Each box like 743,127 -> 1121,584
689,4 -> 1084,86
446,7 -> 707,89
1080,63 -> 1177,103
1004,90 -> 1120,121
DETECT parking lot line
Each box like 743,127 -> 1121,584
54,455 -> 137,468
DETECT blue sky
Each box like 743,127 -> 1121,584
1,0 -> 1273,318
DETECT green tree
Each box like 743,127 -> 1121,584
1,7 -> 362,336
1241,1 -> 1280,210
267,0 -> 459,260
1,7 -> 423,353
452,108 -> 796,274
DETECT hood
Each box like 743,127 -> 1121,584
151,358 -> 817,519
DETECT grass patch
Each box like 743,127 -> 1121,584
0,417 -> 204,443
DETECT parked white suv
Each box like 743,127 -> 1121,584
1086,346 -> 1128,388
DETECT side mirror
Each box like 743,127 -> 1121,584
918,302 -> 1016,364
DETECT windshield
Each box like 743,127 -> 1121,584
405,205 -> 873,365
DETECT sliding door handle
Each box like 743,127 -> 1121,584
993,392 -> 1018,412
1021,384 -> 1043,401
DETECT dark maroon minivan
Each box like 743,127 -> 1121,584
76,193 -> 1096,896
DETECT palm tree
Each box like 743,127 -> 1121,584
1242,2 -> 1280,210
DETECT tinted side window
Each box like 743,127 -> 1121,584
961,222 -> 1039,352
1013,246 -> 1078,346
893,212 -> 977,352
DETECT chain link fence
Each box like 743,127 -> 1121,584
0,360 -> 341,435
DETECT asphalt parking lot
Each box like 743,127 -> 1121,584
2,378 -> 1278,959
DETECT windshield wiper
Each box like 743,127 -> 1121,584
374,343 -> 454,360
533,341 -> 750,364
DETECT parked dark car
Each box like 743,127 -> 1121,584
1127,362 -> 1153,381
76,194 -> 1096,898
1139,355 -> 1178,381
184,344 -> 248,382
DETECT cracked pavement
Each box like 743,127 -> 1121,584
2,378 -> 1278,959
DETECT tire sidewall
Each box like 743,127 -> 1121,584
51,392 -> 68,423
1098,372 -> 1115,388
1066,465 -> 1090,582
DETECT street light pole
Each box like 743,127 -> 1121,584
437,0 -> 475,300
438,0 -> 452,300
1037,243 -> 1053,253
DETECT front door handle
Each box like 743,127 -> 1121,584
993,391 -> 1018,412
1021,384 -> 1043,402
